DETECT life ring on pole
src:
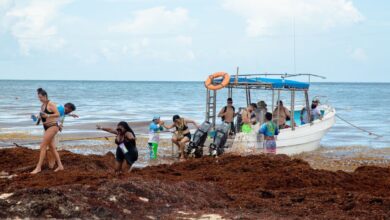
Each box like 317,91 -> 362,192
205,72 -> 230,90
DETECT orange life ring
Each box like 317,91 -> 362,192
204,72 -> 230,90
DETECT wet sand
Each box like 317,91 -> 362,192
1,145 -> 390,219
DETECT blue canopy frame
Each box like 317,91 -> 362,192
214,76 -> 310,90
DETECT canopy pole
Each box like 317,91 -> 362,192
304,89 -> 312,125
274,90 -> 281,127
245,85 -> 250,106
248,87 -> 252,104
291,89 -> 295,131
271,90 -> 275,114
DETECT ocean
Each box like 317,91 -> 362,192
0,80 -> 389,149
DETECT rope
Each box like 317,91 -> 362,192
336,114 -> 383,138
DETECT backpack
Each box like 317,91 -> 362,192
222,106 -> 235,122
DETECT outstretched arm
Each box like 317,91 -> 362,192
96,125 -> 118,135
162,123 -> 175,130
185,119 -> 199,129
69,113 -> 79,118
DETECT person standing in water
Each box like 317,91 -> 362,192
259,112 -> 279,154
148,115 -> 164,160
97,121 -> 138,173
218,98 -> 236,135
31,88 -> 64,174
162,115 -> 199,161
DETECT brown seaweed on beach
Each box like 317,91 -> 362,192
1,147 -> 390,219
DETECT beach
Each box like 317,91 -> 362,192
1,80 -> 390,219
2,146 -> 390,219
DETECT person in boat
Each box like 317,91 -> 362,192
259,112 -> 279,154
300,98 -> 323,124
311,98 -> 323,121
218,98 -> 236,135
47,103 -> 78,169
256,100 -> 268,124
240,104 -> 257,133
97,121 -> 138,173
148,115 -> 164,160
162,115 -> 199,160
31,88 -> 64,174
273,100 -> 291,129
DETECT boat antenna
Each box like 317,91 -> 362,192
293,15 -> 297,75
235,66 -> 239,85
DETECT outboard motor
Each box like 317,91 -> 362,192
187,121 -> 212,158
209,122 -> 231,157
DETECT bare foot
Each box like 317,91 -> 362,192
48,162 -> 56,170
30,168 -> 41,175
54,166 -> 64,172
179,157 -> 186,162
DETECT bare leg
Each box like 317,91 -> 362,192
128,163 -> 134,172
47,137 -> 56,169
179,137 -> 190,160
31,126 -> 59,174
115,161 -> 123,174
50,138 -> 64,172
171,136 -> 180,158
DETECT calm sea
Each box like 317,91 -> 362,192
0,80 -> 389,148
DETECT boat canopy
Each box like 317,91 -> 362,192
214,76 -> 310,90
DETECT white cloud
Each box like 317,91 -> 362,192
1,0 -> 71,55
106,7 -> 194,61
109,6 -> 189,35
350,48 -> 367,61
222,0 -> 364,37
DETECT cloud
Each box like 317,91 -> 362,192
222,0 -> 364,37
1,0 -> 71,55
106,7 -> 194,61
109,6 -> 190,35
350,48 -> 367,61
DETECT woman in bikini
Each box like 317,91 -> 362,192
97,121 -> 138,173
31,88 -> 64,174
163,115 -> 199,160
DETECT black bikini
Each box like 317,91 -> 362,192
41,101 -> 58,131
115,133 -> 138,165
175,120 -> 192,140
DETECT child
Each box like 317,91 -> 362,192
148,115 -> 164,159
259,112 -> 279,154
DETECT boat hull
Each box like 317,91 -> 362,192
231,106 -> 336,155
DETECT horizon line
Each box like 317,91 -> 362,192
0,79 -> 389,84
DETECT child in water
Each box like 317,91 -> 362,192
259,112 -> 279,154
148,115 -> 164,160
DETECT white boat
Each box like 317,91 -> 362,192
204,72 -> 336,155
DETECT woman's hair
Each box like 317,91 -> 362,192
37,88 -> 48,98
172,115 -> 180,122
117,121 -> 135,138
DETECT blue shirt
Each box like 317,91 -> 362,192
259,121 -> 279,137
148,122 -> 163,143
57,105 -> 66,123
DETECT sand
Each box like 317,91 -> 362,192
1,146 -> 390,219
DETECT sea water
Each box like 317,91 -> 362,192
0,80 -> 389,148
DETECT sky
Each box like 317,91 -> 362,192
0,0 -> 389,82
